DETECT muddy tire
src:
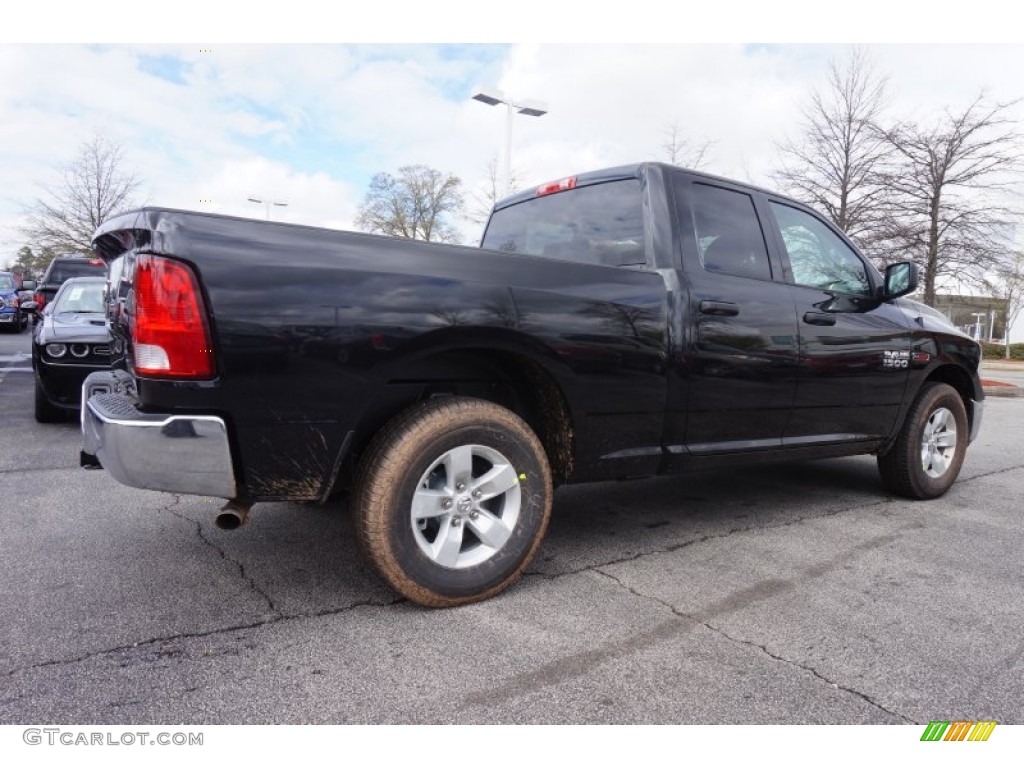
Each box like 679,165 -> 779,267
352,396 -> 552,607
878,382 -> 968,499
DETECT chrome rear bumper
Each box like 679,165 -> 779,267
81,371 -> 237,498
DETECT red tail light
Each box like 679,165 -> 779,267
33,292 -> 45,310
131,254 -> 215,378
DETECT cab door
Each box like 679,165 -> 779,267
668,176 -> 800,456
764,200 -> 912,443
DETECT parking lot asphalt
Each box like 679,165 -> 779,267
1,329 -> 1022,724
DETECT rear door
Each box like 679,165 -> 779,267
670,175 -> 800,454
764,200 -> 912,443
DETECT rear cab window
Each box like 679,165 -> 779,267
47,260 -> 107,283
482,180 -> 646,268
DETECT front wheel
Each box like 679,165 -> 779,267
352,397 -> 553,607
878,382 -> 968,499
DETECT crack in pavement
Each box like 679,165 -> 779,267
163,494 -> 280,617
958,462 -> 1024,484
591,568 -> 914,724
525,462 -> 1024,583
3,596 -> 405,680
460,526 -> 918,715
525,497 -> 894,582
3,493 -> 406,680
7,463 -> 1019,696
0,464 -> 80,474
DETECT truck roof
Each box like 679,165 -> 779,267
493,162 -> 785,211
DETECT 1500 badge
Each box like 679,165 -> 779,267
883,350 -> 911,369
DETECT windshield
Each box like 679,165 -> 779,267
54,282 -> 105,313
0,274 -> 14,290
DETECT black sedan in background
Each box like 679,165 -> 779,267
31,277 -> 112,423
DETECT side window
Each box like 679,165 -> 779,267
770,203 -> 871,295
690,183 -> 772,281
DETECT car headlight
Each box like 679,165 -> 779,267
45,343 -> 67,358
1,297 -> 17,308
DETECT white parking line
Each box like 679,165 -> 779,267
0,357 -> 30,384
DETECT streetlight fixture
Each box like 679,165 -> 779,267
247,197 -> 289,221
472,88 -> 548,194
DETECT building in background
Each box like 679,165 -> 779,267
932,294 -> 1008,342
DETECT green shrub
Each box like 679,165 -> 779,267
982,342 -> 1024,360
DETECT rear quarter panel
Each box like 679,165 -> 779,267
99,210 -> 670,499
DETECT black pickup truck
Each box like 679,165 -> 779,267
81,163 -> 983,607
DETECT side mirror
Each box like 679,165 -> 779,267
883,262 -> 918,300
21,280 -> 37,291
20,301 -> 39,313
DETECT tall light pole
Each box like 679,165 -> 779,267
472,89 -> 547,194
247,197 -> 289,221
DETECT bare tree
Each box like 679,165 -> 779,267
877,95 -> 1022,305
986,250 -> 1024,357
662,122 -> 713,169
773,48 -> 891,249
429,307 -> 467,326
467,155 -> 520,227
481,296 -> 519,328
355,165 -> 464,244
22,136 -> 141,256
582,301 -> 660,341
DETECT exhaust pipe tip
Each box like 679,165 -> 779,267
214,512 -> 244,530
215,500 -> 250,530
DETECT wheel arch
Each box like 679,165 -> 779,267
923,363 -> 980,433
339,330 -> 577,493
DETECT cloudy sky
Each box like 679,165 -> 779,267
1,39 -> 1022,262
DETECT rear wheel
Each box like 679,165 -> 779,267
352,397 -> 553,607
34,379 -> 65,423
878,382 -> 968,499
